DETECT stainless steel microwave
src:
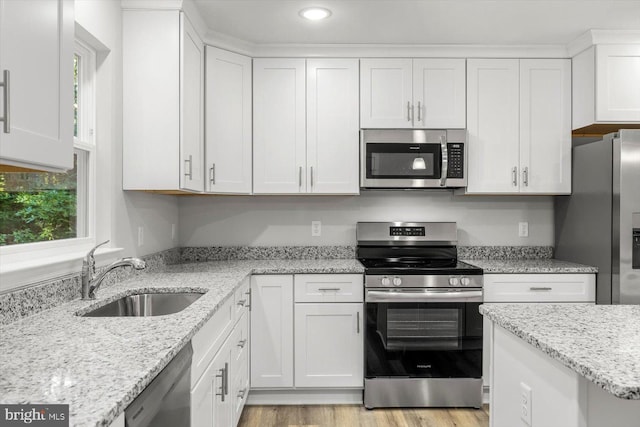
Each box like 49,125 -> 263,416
360,129 -> 467,189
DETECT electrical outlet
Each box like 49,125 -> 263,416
171,223 -> 177,241
138,226 -> 144,247
311,221 -> 322,237
520,382 -> 532,426
519,222 -> 529,237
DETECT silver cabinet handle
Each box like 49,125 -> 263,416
298,166 -> 302,188
357,311 -> 360,334
523,166 -> 529,187
417,101 -> 422,122
215,364 -> 227,401
0,70 -> 9,133
224,362 -> 229,396
407,101 -> 411,122
237,339 -> 247,348
209,164 -> 216,185
530,287 -> 552,291
184,155 -> 193,180
237,388 -> 247,399
310,166 -> 314,188
236,299 -> 246,306
318,287 -> 341,292
439,135 -> 448,187
512,166 -> 518,187
245,289 -> 251,311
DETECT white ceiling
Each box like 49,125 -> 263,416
193,0 -> 640,46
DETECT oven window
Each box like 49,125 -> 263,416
365,302 -> 482,379
366,143 -> 441,179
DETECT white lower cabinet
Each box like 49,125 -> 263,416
191,277 -> 250,427
482,273 -> 596,391
294,303 -> 363,388
250,275 -> 294,388
250,274 -> 364,401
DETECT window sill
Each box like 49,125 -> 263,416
0,247 -> 124,293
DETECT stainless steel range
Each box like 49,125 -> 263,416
357,222 -> 483,409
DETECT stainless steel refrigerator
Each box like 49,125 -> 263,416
555,129 -> 640,304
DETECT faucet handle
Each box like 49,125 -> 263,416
85,240 -> 110,275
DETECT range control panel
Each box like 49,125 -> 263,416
446,143 -> 464,179
390,226 -> 426,237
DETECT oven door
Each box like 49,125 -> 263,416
364,288 -> 483,380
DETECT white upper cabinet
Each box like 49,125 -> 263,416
573,44 -> 640,130
413,59 -> 466,128
205,47 -> 252,194
467,58 -> 571,194
466,59 -> 520,194
253,58 -> 306,194
253,58 -> 360,194
360,58 -> 466,129
360,59 -> 413,128
123,10 -> 204,192
0,0 -> 74,172
306,59 -> 360,194
519,59 -> 571,194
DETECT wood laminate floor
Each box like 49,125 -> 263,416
238,405 -> 490,427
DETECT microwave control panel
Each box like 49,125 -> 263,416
447,144 -> 464,179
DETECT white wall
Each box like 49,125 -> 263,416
75,0 -> 179,257
178,192 -> 554,246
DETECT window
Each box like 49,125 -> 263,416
0,40 -> 96,247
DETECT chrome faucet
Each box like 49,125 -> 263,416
81,240 -> 146,300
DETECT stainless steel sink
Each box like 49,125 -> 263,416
81,292 -> 204,317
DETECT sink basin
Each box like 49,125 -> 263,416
81,292 -> 204,317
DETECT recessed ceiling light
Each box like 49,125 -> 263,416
299,7 -> 332,21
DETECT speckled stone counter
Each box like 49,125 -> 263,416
480,303 -> 640,399
465,259 -> 598,273
0,259 -> 364,427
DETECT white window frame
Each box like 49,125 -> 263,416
0,36 -> 118,292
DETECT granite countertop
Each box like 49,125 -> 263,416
464,259 -> 598,274
481,303 -> 640,399
0,259 -> 364,427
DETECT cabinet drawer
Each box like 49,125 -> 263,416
234,276 -> 251,321
191,296 -> 234,388
484,274 -> 596,303
294,274 -> 363,303
231,311 -> 249,369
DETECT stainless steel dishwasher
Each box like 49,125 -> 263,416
125,343 -> 192,427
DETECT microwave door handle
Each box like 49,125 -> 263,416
439,135 -> 448,187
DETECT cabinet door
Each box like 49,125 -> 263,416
307,59 -> 360,194
250,275 -> 294,388
294,303 -> 363,388
0,0 -> 74,171
519,59 -> 571,194
360,59 -> 413,128
205,47 -> 252,194
413,59 -> 466,128
596,44 -> 640,122
191,338 -> 232,427
253,59 -> 306,194
466,59 -> 520,194
180,13 -> 204,192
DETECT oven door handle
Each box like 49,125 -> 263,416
365,289 -> 483,303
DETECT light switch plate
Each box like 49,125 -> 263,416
311,221 -> 321,237
519,222 -> 529,237
520,382 -> 532,426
